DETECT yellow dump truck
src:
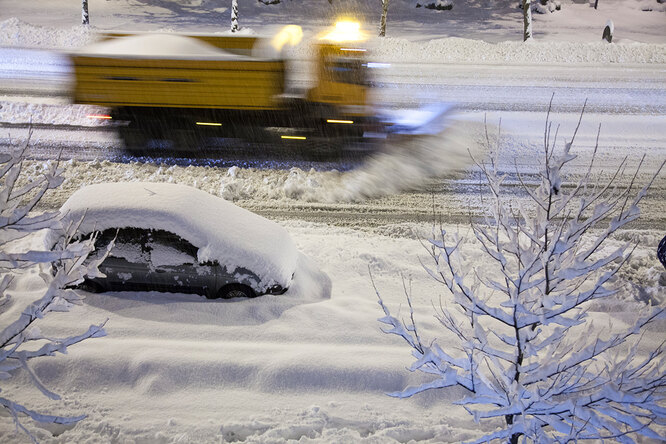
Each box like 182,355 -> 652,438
70,22 -> 380,153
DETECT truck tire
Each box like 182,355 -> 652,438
118,125 -> 150,155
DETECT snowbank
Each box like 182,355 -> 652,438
0,17 -> 97,50
364,36 -> 666,64
2,16 -> 665,64
3,115 -> 483,207
0,101 -> 108,126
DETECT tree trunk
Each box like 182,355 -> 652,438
231,0 -> 239,32
522,0 -> 532,41
82,0 -> 89,25
379,0 -> 390,37
505,411 -> 521,443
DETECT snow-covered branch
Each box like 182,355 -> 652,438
376,102 -> 665,443
0,134 -> 107,441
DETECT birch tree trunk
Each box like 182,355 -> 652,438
379,0 -> 390,37
231,0 -> 239,32
522,0 -> 532,41
82,0 -> 89,25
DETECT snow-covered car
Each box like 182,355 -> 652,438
59,182 -> 298,298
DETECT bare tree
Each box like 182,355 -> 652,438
379,0 -> 390,37
82,0 -> 89,26
231,0 -> 239,32
375,100 -> 665,443
522,0 -> 532,41
0,133 -> 109,441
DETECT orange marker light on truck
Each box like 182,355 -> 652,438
87,114 -> 112,120
326,119 -> 354,124
196,122 -> 222,126
281,135 -> 307,140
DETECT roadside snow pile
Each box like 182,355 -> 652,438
633,0 -> 666,12
366,37 -> 666,64
417,0 -> 454,11
613,230 -> 666,305
0,17 -> 96,49
2,16 -> 665,64
0,101 -> 109,126
17,119 -> 483,207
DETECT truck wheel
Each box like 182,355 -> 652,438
309,139 -> 342,160
118,126 -> 150,155
173,128 -> 205,152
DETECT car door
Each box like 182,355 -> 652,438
145,230 -> 215,295
96,227 -> 153,290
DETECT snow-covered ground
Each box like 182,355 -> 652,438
2,211 -> 665,443
2,218 -> 664,443
1,1 -> 665,443
1,0 -> 665,44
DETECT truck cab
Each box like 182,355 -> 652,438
308,21 -> 372,118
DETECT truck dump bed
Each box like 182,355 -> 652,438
71,33 -> 285,110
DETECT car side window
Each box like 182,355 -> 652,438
88,227 -> 200,267
101,227 -> 149,264
146,229 -> 198,267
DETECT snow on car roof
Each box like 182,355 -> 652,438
60,182 -> 298,289
77,33 -> 252,60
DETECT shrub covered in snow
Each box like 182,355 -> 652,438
376,102 -> 666,443
0,133 -> 107,441
416,0 -> 453,11
519,0 -> 562,14
534,0 -> 561,14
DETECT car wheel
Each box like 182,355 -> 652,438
78,279 -> 104,293
217,284 -> 256,299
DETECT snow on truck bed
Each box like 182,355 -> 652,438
59,182 -> 298,288
76,33 -> 254,60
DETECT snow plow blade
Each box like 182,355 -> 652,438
376,103 -> 457,136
